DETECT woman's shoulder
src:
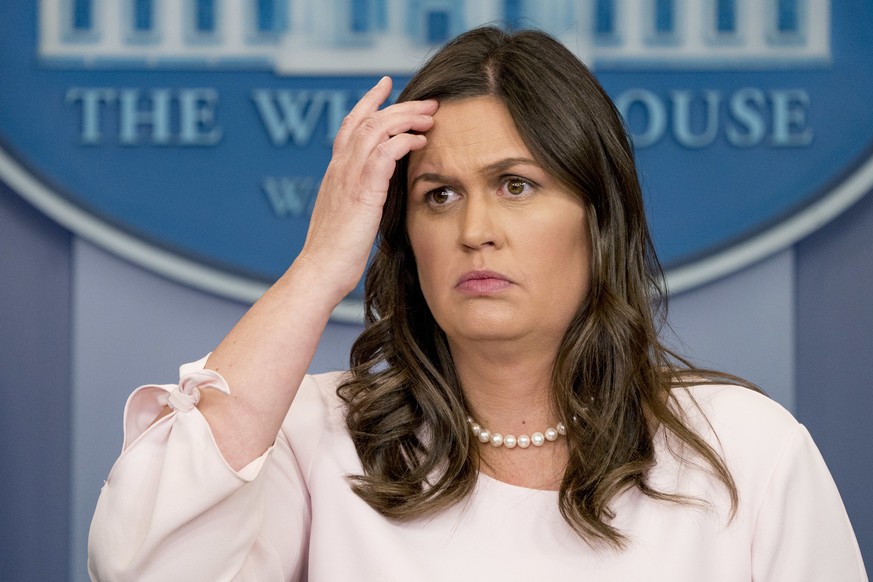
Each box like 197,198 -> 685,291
672,382 -> 798,433
646,383 -> 810,515
659,385 -> 865,579
666,382 -> 807,476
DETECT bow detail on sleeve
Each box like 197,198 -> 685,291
158,369 -> 231,413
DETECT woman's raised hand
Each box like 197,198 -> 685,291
196,79 -> 435,469
298,76 -> 437,303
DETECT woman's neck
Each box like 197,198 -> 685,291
449,337 -> 559,432
448,337 -> 570,490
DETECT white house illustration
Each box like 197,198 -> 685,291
38,0 -> 831,73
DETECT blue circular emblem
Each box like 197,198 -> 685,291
1,1 -> 872,321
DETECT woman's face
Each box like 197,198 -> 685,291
406,96 -> 591,349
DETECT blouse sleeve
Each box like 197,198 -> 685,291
87,358 -> 313,582
751,423 -> 868,582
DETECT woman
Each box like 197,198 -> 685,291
88,27 -> 867,581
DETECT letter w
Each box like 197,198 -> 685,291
262,177 -> 318,217
252,90 -> 326,146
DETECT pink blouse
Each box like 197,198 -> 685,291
88,357 -> 868,581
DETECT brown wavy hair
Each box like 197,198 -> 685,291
337,25 -> 752,548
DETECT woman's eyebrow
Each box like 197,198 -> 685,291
480,157 -> 541,175
409,172 -> 454,189
410,158 -> 541,189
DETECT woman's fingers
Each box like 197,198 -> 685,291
328,79 -> 436,202
335,77 -> 437,156
348,106 -> 435,152
359,132 -> 428,196
332,76 -> 391,150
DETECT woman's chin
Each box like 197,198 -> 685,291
441,312 -> 537,345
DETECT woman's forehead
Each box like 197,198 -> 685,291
408,96 -> 531,176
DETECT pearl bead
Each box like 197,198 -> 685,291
478,429 -> 492,443
517,435 -> 531,448
490,433 -> 504,447
556,422 -> 567,436
471,423 -> 482,437
531,432 -> 545,446
545,428 -> 558,441
503,435 -> 517,448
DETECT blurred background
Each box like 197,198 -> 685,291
1,1 -> 871,579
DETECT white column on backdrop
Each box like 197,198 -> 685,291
222,0 -> 246,50
384,0 -> 406,40
680,0 -> 705,52
619,0 -> 646,52
160,0 -> 184,49
101,0 -> 122,48
744,0 -> 768,52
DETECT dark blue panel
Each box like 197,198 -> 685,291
778,0 -> 800,33
595,0 -> 615,36
654,0 -> 674,34
257,0 -> 275,32
0,182 -> 72,579
134,0 -> 153,31
72,0 -> 91,30
716,0 -> 736,33
196,0 -> 215,32
426,11 -> 450,44
504,0 -> 523,30
796,188 -> 873,565
351,0 -> 370,33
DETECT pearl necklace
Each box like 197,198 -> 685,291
466,415 -> 567,449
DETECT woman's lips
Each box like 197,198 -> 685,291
456,271 -> 513,294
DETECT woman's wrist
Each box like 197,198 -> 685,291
285,252 -> 363,310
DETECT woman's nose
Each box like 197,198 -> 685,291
458,193 -> 503,250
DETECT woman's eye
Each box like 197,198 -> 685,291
426,188 -> 457,206
504,178 -> 532,197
